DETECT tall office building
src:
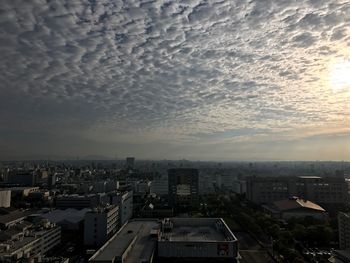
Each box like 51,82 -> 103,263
168,168 -> 199,210
339,212 -> 350,250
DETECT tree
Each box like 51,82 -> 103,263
292,224 -> 306,241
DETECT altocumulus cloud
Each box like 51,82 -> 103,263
0,0 -> 350,160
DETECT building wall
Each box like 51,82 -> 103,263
150,178 -> 168,196
0,190 -> 11,208
158,241 -> 237,259
84,212 -> 107,247
84,205 -> 119,247
281,209 -> 328,221
6,170 -> 36,186
39,226 -> 61,255
117,191 -> 133,226
338,212 -> 350,250
246,176 -> 348,205
158,218 -> 238,259
168,168 -> 199,209
56,195 -> 98,209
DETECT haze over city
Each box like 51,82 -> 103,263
1,0 -> 350,160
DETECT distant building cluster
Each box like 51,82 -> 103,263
1,159 -> 350,262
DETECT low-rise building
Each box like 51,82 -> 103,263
9,187 -> 40,198
55,194 -> 99,209
89,219 -> 159,263
0,218 -> 61,262
89,218 -> 239,263
246,175 -> 348,205
158,218 -> 239,262
39,208 -> 90,231
0,210 -> 35,229
263,197 -> 328,220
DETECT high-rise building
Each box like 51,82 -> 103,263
168,168 -> 199,210
338,212 -> 350,250
84,205 -> 119,247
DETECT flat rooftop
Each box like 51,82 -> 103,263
89,220 -> 159,263
0,210 -> 35,227
165,225 -> 225,242
159,218 -> 237,243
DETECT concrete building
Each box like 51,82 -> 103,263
246,175 -> 348,205
136,181 -> 151,194
84,205 -> 119,247
168,168 -> 199,210
40,208 -> 91,231
5,170 -> 36,186
114,191 -> 133,226
89,219 -> 159,263
0,219 -> 61,262
88,218 -> 239,263
263,197 -> 328,220
338,212 -> 350,250
0,190 -> 11,208
199,174 -> 215,195
56,194 -> 99,209
93,181 -> 118,194
158,218 -> 239,262
35,221 -> 61,257
9,187 -> 40,198
0,210 -> 35,229
150,177 -> 168,196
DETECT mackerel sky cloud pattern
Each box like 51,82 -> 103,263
0,0 -> 350,160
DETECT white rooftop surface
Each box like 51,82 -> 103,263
164,226 -> 226,242
90,220 -> 159,263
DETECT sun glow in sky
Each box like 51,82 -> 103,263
330,60 -> 350,91
1,0 -> 350,160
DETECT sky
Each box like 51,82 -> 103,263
0,0 -> 350,161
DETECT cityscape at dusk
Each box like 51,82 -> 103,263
1,1 -> 350,263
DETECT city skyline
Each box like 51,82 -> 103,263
1,0 -> 350,161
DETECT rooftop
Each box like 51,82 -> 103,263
159,218 -> 237,243
89,219 -> 159,263
40,208 -> 91,224
0,210 -> 35,227
164,225 -> 225,242
273,197 -> 325,212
